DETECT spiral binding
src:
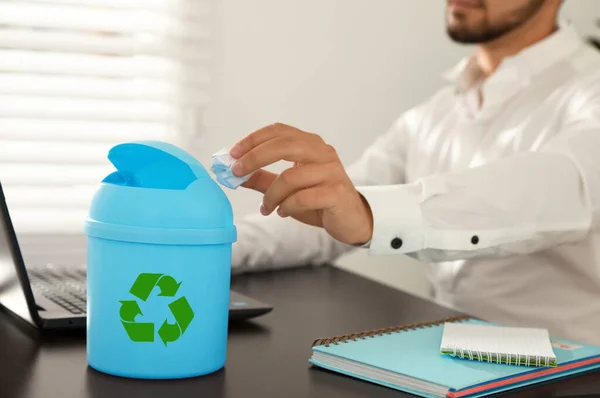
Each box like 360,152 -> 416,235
312,314 -> 471,347
447,349 -> 550,367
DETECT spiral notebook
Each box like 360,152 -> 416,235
309,316 -> 600,398
440,322 -> 557,367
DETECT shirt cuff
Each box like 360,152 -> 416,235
356,184 -> 425,255
357,182 -> 539,256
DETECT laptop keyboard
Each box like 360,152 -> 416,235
28,265 -> 87,315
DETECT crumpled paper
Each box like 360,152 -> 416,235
210,148 -> 254,189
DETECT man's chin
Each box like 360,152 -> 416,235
446,20 -> 496,44
447,26 -> 481,44
447,29 -> 482,44
447,25 -> 512,44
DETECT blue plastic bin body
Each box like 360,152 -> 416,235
84,141 -> 236,379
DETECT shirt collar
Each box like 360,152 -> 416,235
513,21 -> 583,79
443,21 -> 583,115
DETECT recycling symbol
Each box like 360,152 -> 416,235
119,273 -> 194,346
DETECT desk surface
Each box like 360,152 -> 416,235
1,266 -> 599,398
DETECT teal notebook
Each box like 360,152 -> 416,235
309,316 -> 600,398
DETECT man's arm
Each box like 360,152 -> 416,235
231,110 -> 416,274
359,79 -> 600,262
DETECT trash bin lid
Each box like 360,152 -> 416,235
84,141 -> 237,245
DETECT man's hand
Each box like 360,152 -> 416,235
229,123 -> 373,245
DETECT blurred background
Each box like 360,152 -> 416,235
1,0 -> 599,299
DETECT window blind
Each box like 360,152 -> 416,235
0,0 -> 211,234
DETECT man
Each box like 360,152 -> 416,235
229,0 -> 600,345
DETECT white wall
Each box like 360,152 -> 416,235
196,0 -> 600,298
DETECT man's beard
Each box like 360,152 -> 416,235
447,0 -> 545,44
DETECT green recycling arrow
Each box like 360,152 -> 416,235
157,275 -> 181,297
169,297 -> 194,333
129,273 -> 162,301
119,300 -> 154,342
158,320 -> 180,345
121,321 -> 155,342
119,300 -> 142,321
119,273 -> 195,346
157,297 -> 194,346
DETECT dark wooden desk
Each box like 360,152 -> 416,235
1,266 -> 599,398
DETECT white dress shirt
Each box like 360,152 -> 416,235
231,25 -> 600,345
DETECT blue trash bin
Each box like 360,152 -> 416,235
84,141 -> 236,379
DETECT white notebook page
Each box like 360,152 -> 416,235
440,323 -> 557,366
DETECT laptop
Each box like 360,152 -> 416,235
0,183 -> 272,330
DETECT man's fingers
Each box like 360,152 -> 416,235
230,123 -> 327,160
232,136 -> 333,177
241,169 -> 278,194
278,184 -> 342,217
230,123 -> 295,159
261,163 -> 339,214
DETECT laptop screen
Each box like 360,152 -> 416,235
0,187 -> 36,326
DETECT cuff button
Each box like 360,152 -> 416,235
471,235 -> 479,245
391,237 -> 403,250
